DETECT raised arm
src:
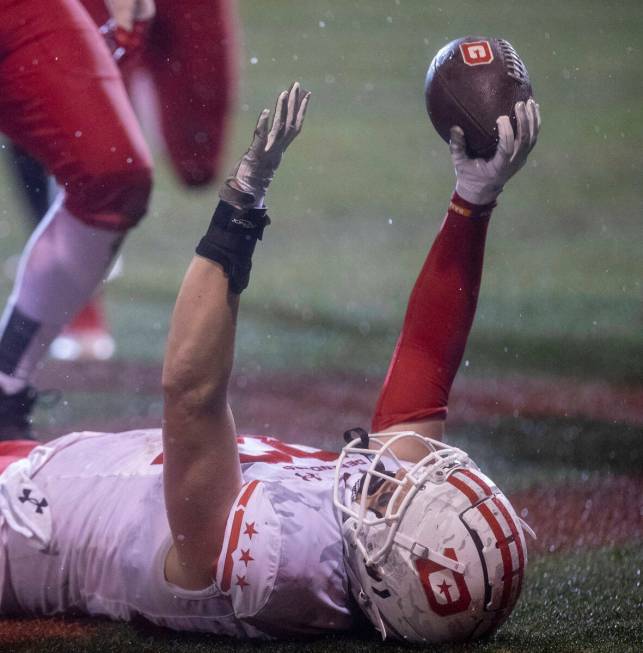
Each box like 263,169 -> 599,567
372,100 -> 540,460
162,83 -> 310,590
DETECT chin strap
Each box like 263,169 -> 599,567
343,427 -> 370,448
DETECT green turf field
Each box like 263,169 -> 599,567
128,0 -> 642,384
0,1 -> 641,651
2,1 -> 639,381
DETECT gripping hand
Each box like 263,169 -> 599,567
450,99 -> 541,206
220,82 -> 311,209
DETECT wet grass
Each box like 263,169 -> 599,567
5,545 -> 641,652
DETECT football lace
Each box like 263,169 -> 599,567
498,39 -> 529,83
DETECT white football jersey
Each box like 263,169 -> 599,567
0,429 -> 369,637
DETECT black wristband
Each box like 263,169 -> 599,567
196,200 -> 270,293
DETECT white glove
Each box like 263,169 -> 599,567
450,98 -> 541,205
220,82 -> 311,209
104,0 -> 156,32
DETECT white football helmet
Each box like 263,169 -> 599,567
333,431 -> 534,643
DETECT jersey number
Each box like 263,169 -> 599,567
236,436 -> 338,464
150,435 -> 337,466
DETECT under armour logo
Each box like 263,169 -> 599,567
18,488 -> 48,514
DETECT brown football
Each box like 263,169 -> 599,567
424,36 -> 533,159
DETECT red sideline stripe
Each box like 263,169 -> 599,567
220,480 -> 260,592
492,496 -> 525,596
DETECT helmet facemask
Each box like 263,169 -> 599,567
333,431 -> 533,643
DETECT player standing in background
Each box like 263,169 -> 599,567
87,0 -> 237,187
4,0 -> 237,361
0,83 -> 540,642
7,144 -> 119,362
0,0 -> 153,438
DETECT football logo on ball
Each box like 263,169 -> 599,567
459,41 -> 494,66
425,36 -> 533,159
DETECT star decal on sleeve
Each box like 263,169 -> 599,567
236,574 -> 250,590
243,521 -> 258,539
438,579 -> 453,602
239,548 -> 254,567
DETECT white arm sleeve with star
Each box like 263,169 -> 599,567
214,481 -> 280,618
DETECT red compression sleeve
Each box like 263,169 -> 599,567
371,193 -> 495,432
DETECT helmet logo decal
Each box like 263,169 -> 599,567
416,548 -> 472,616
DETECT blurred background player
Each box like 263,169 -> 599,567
4,0 -> 237,361
0,0 -> 155,438
85,0 -> 237,187
7,144 -> 118,361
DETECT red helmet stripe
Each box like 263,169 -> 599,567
477,502 -> 513,618
492,496 -> 525,597
458,468 -> 493,496
446,468 -> 522,626
447,473 -> 479,503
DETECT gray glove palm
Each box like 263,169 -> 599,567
450,98 -> 541,205
220,82 -> 311,209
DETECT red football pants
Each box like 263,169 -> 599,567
0,0 -> 152,230
81,0 -> 237,187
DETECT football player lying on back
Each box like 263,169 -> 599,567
0,83 -> 540,642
